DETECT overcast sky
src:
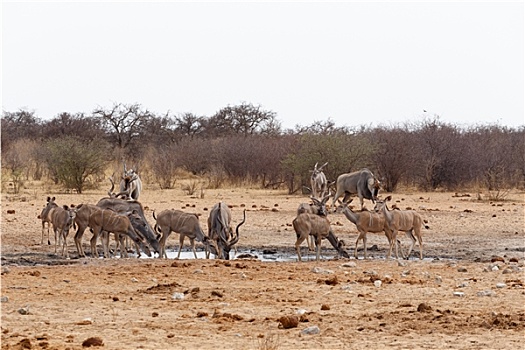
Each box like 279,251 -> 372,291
2,1 -> 524,130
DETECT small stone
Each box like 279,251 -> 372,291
457,282 -> 469,288
279,315 -> 299,329
496,283 -> 507,289
477,290 -> 495,297
453,292 -> 465,297
193,269 -> 204,274
17,307 -> 30,315
0,296 -> 8,303
82,336 -> 104,347
1,266 -> 10,275
152,312 -> 159,317
491,265 -> 499,272
374,280 -> 382,288
76,318 -> 93,325
321,304 -> 330,310
341,262 -> 357,268
435,276 -> 443,284
311,267 -> 333,274
457,267 -> 468,273
296,309 -> 307,315
301,325 -> 320,335
398,261 -> 407,267
171,292 -> 185,301
131,277 -> 139,283
417,303 -> 432,312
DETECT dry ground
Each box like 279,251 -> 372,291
1,184 -> 524,350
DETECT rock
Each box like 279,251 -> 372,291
311,267 -> 333,274
301,325 -> 320,335
1,266 -> 10,275
417,303 -> 432,312
435,276 -> 443,284
341,262 -> 357,268
491,265 -> 500,272
296,309 -> 307,315
496,283 -> 507,289
477,290 -> 495,297
502,266 -> 521,274
374,280 -> 382,288
171,292 -> 185,301
193,269 -> 204,274
278,315 -> 299,329
0,296 -> 8,303
82,337 -> 104,347
131,277 -> 139,283
76,318 -> 93,325
457,282 -> 469,288
453,292 -> 465,297
491,256 -> 505,263
457,267 -> 468,272
321,304 -> 330,310
17,307 -> 30,315
398,261 -> 408,267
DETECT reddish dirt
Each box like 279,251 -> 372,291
1,186 -> 524,349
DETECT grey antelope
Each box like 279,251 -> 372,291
331,168 -> 380,211
336,199 -> 395,259
310,162 -> 329,199
207,202 -> 246,260
293,194 -> 349,262
374,196 -> 428,260
153,209 -> 212,259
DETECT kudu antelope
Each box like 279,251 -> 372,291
374,196 -> 428,260
331,168 -> 380,211
207,202 -> 246,260
73,204 -> 151,258
293,194 -> 349,262
336,199 -> 395,259
153,209 -> 212,259
48,205 -> 77,259
96,196 -> 160,256
296,194 -> 332,251
118,163 -> 142,201
310,162 -> 329,199
38,196 -> 58,246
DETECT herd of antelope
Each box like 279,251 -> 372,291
38,163 -> 427,261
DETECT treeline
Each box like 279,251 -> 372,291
2,102 -> 524,194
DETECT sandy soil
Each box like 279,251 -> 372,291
1,185 -> 524,350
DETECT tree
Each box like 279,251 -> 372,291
1,109 -> 41,152
93,103 -> 154,149
369,126 -> 411,192
207,102 -> 281,137
42,137 -> 110,193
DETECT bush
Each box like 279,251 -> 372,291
42,136 -> 110,193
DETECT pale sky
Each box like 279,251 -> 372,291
2,1 -> 524,130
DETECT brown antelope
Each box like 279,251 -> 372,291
336,199 -> 394,259
293,193 -> 349,262
38,196 -> 58,246
73,204 -> 151,258
374,196 -> 428,260
49,205 -> 77,259
153,209 -> 211,259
